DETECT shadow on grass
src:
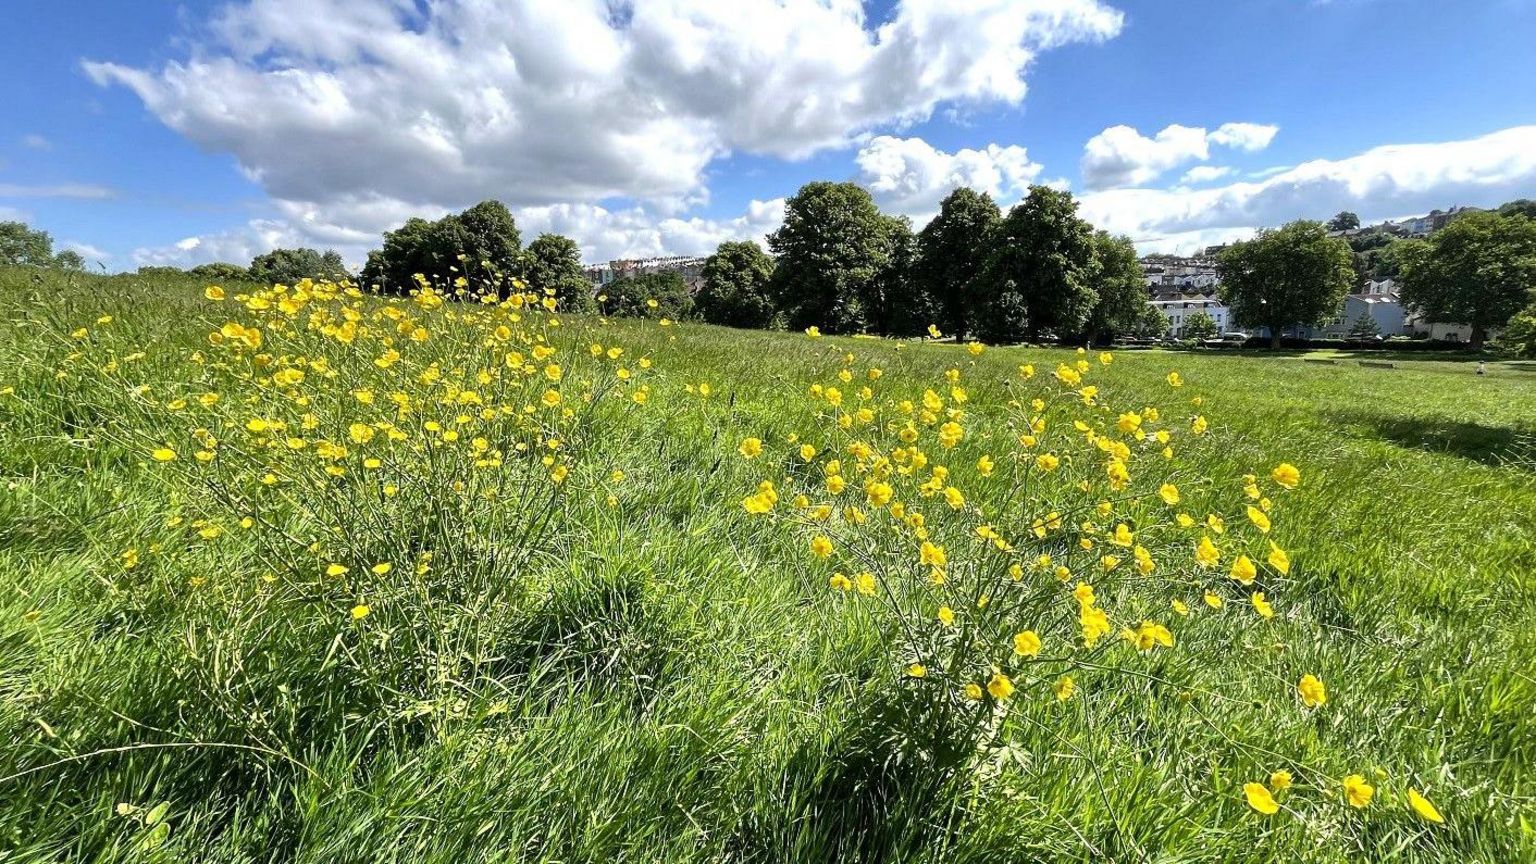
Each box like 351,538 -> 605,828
1327,409 -> 1536,471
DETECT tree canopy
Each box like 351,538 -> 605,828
1327,211 -> 1361,232
1082,230 -> 1148,343
913,188 -> 1001,341
1399,210 -> 1536,348
248,248 -> 348,285
524,233 -> 590,312
1,221 -> 90,270
361,200 -> 522,294
768,181 -> 893,334
1218,221 -> 1354,348
599,271 -> 694,320
696,240 -> 776,329
975,186 -> 1098,343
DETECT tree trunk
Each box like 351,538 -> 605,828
1469,323 -> 1486,351
1270,329 -> 1283,350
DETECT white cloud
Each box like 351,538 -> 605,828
21,134 -> 51,150
1080,125 -> 1536,250
1179,165 -> 1234,185
61,241 -> 112,261
1208,122 -> 1279,152
854,135 -> 1043,223
87,0 -> 1123,250
129,197 -> 788,271
0,183 -> 114,199
1081,122 -> 1278,190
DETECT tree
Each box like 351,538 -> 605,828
1133,303 -> 1170,339
52,250 -> 86,271
524,233 -> 591,312
1399,211 -> 1536,349
1081,231 -> 1147,344
0,221 -> 56,267
361,200 -> 523,294
869,216 -> 932,337
1498,302 -> 1536,358
1498,199 -> 1536,221
189,262 -> 251,282
1183,311 -> 1218,341
914,188 -> 1001,341
695,240 -> 776,329
249,248 -> 348,285
1346,312 -> 1381,340
975,186 -> 1098,344
1218,221 -> 1354,349
600,271 -> 693,320
768,181 -> 891,333
1327,211 -> 1361,232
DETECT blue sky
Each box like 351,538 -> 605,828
3,0 -> 1534,269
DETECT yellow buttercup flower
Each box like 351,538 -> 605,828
987,672 -> 1015,700
1013,630 -> 1041,658
1343,774 -> 1374,808
350,604 -> 371,621
1298,674 -> 1327,707
1243,782 -> 1279,815
810,535 -> 833,558
1407,789 -> 1444,824
1230,555 -> 1257,585
1272,462 -> 1301,489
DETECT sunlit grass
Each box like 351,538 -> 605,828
1,265 -> 1533,862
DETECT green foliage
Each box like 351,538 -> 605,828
914,188 -> 1001,341
524,233 -> 591,313
600,270 -> 694,319
695,240 -> 776,329
1218,220 -> 1355,348
248,247 -> 348,285
862,216 -> 932,337
976,186 -> 1098,343
1133,302 -> 1170,339
1082,231 -> 1147,343
361,200 -> 523,293
52,249 -> 86,271
1327,211 -> 1361,232
1399,211 -> 1536,349
768,181 -> 892,333
188,262 -> 251,282
1496,302 -> 1536,358
0,221 -> 58,267
1347,312 -> 1381,340
1182,310 -> 1218,341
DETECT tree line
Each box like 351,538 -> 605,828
7,187 -> 1533,353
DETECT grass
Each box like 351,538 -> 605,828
1,264 -> 1534,862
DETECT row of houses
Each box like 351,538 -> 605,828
583,255 -> 708,290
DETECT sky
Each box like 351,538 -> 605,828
2,0 -> 1534,271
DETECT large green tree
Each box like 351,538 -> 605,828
361,200 -> 523,294
696,240 -> 776,329
1217,221 -> 1354,348
1,221 -> 57,267
914,188 -> 1001,341
1398,211 -> 1536,349
524,233 -> 591,312
975,186 -> 1099,344
768,181 -> 892,333
1327,211 -> 1361,232
1081,231 -> 1148,344
248,248 -> 349,285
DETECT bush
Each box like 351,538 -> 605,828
598,271 -> 694,320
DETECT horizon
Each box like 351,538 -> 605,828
4,0 -> 1535,272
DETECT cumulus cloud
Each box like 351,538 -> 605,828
1081,122 -> 1278,190
1080,125 -> 1536,251
61,241 -> 112,261
854,135 -> 1043,223
130,197 -> 788,271
1179,166 -> 1235,185
88,0 -> 1123,255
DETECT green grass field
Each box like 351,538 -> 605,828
1,266 -> 1533,863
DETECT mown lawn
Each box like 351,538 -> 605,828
1,266 -> 1533,863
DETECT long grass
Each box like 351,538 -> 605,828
1,265 -> 1533,862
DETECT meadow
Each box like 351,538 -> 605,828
1,265 -> 1533,863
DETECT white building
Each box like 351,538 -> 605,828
584,255 -> 708,290
1151,295 -> 1232,337
1141,255 -> 1221,293
1322,290 -> 1408,338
